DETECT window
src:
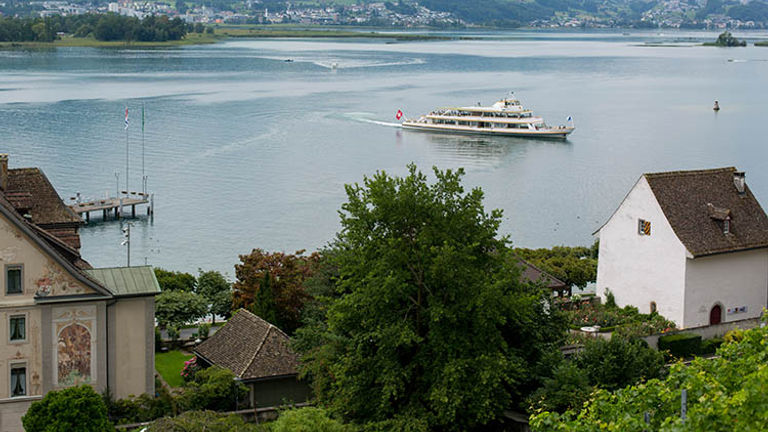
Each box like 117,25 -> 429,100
650,301 -> 657,314
10,365 -> 26,397
9,315 -> 25,342
724,219 -> 730,234
6,265 -> 22,295
638,219 -> 651,236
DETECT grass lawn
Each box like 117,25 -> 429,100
155,350 -> 192,388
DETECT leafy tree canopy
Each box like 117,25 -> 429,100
155,290 -> 208,328
531,323 -> 768,431
233,249 -> 317,334
514,242 -> 598,289
296,164 -> 566,431
155,268 -> 197,292
574,337 -> 665,392
196,269 -> 233,322
147,410 -> 259,432
23,385 -> 112,432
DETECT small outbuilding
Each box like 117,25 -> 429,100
517,258 -> 570,297
194,309 -> 311,408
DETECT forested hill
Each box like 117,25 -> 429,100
5,0 -> 768,28
414,0 -> 768,27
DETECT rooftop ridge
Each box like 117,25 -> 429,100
241,311 -> 273,377
644,167 -> 736,178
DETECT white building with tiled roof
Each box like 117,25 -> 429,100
0,154 -> 159,430
595,167 -> 768,328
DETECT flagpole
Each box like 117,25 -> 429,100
141,103 -> 145,194
125,106 -> 129,196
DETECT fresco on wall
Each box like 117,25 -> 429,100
53,305 -> 96,387
57,323 -> 91,386
36,263 -> 89,297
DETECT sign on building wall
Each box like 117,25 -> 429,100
727,306 -> 748,315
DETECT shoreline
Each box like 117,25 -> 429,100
0,28 -> 464,49
1,27 -> 766,49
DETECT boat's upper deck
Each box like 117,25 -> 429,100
425,114 -> 543,124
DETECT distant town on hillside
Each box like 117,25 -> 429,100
3,0 -> 768,29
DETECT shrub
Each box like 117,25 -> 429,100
271,407 -> 355,432
147,410 -> 263,431
177,366 -> 248,412
724,328 -> 744,344
658,332 -> 702,359
155,326 -> 163,351
198,323 -> 211,339
181,357 -> 201,382
103,389 -> 174,425
23,385 -> 113,432
700,337 -> 724,355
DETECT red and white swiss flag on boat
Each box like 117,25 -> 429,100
396,109 -> 403,120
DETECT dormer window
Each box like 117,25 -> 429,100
707,203 -> 732,235
638,219 -> 651,236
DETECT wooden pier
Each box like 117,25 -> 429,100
68,191 -> 153,222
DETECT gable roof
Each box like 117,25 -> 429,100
0,193 -> 111,299
7,168 -> 81,226
85,266 -> 161,297
194,309 -> 300,382
644,167 -> 768,257
517,258 -> 568,290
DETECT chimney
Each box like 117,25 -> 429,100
733,171 -> 746,195
0,154 -> 7,192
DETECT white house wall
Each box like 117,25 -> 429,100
596,176 -> 688,326
683,249 -> 768,328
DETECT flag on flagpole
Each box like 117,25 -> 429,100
567,116 -> 573,122
125,107 -> 129,130
396,109 -> 403,120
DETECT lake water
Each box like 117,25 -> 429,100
2,29 -> 768,275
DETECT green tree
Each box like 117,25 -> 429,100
23,385 -> 113,432
271,407 -> 355,432
196,270 -> 232,324
155,290 -> 208,329
514,243 -> 598,290
574,337 -> 665,391
155,268 -> 197,292
297,165 -> 566,431
147,410 -> 259,431
713,30 -> 746,47
528,361 -> 592,413
251,272 -> 278,324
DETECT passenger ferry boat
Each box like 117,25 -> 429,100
401,97 -> 574,139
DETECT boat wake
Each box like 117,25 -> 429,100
342,112 -> 402,128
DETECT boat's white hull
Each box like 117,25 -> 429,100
402,121 -> 574,139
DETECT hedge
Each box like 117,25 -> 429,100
700,337 -> 724,355
658,332 -> 702,358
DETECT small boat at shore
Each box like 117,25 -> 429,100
401,96 -> 574,139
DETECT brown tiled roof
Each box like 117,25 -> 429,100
7,168 -> 81,226
195,309 -> 300,381
0,193 -> 100,287
645,167 -> 768,257
517,258 -> 568,290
